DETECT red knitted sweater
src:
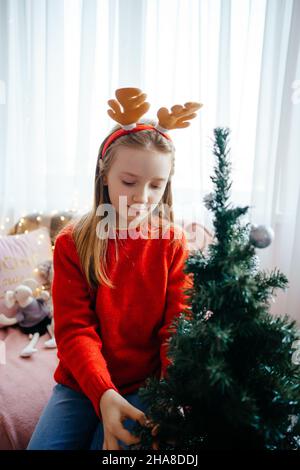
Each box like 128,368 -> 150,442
52,223 -> 193,419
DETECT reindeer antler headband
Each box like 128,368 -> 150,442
101,87 -> 203,159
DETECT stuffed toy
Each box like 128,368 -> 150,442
34,260 -> 56,349
34,259 -> 53,291
0,282 -> 56,357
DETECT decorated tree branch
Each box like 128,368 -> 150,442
130,127 -> 300,450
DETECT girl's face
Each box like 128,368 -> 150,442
103,146 -> 172,228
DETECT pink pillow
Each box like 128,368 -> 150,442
0,228 -> 53,317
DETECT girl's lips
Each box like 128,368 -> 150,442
127,205 -> 148,212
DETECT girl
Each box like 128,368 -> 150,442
27,88 -> 201,450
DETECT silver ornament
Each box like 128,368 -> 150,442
250,224 -> 274,249
291,349 -> 300,365
292,340 -> 300,349
291,339 -> 300,365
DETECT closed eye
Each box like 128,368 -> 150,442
122,181 -> 162,189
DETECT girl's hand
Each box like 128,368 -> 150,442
99,389 -> 147,450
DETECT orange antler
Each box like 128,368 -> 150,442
107,87 -> 150,128
157,102 -> 203,131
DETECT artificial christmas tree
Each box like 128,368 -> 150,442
131,127 -> 300,450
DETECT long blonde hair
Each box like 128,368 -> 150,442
68,118 -> 179,290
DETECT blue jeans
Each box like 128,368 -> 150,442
27,383 -> 149,450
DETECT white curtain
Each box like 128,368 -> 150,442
0,0 -> 299,319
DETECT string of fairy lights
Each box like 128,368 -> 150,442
0,204 -> 91,239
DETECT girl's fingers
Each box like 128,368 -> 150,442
114,425 -> 141,446
136,411 -> 148,427
106,432 -> 122,450
124,403 -> 147,425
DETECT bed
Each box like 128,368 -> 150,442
0,326 -> 58,449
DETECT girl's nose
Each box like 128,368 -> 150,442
133,191 -> 149,204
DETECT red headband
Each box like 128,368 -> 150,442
101,124 -> 172,160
